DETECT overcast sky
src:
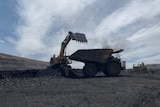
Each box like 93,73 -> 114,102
0,0 -> 160,68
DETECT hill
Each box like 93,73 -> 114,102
0,53 -> 49,71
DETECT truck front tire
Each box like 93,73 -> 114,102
103,62 -> 120,77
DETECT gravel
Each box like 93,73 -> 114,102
0,73 -> 160,107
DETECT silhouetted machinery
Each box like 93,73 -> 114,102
50,31 -> 124,78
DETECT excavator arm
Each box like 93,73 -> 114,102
59,32 -> 72,58
50,31 -> 87,65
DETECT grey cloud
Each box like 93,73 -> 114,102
15,0 -> 96,57
15,0 -> 160,68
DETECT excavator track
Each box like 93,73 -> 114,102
60,66 -> 83,78
49,65 -> 83,78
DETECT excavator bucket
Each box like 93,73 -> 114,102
71,33 -> 87,43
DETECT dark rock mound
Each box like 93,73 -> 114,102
0,53 -> 49,71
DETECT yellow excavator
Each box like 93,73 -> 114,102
50,31 -> 87,66
49,31 -> 87,77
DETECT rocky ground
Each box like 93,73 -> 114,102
0,72 -> 160,107
0,53 -> 160,107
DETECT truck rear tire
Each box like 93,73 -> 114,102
83,63 -> 97,77
103,62 -> 120,77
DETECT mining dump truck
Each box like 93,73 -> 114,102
50,31 -> 124,78
69,49 -> 123,77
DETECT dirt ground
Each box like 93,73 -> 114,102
0,72 -> 160,107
